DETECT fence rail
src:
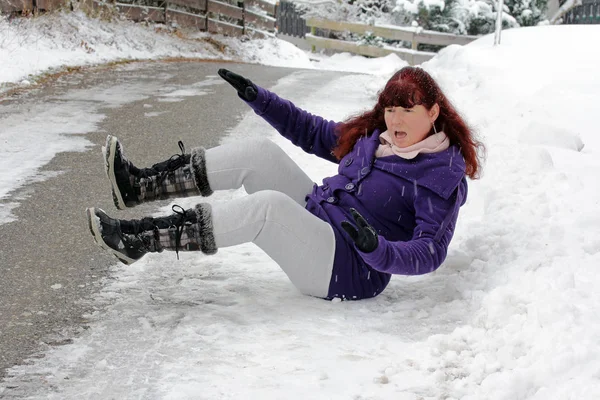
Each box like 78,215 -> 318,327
116,3 -> 164,22
305,35 -> 436,65
166,8 -> 206,29
303,18 -> 478,65
168,0 -> 205,10
306,18 -> 477,48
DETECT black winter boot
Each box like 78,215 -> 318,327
104,135 -> 213,210
86,204 -> 217,265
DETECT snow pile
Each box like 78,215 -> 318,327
419,24 -> 600,398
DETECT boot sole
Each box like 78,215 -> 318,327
105,135 -> 127,210
86,207 -> 135,265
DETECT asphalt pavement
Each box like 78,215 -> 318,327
0,61 -> 300,381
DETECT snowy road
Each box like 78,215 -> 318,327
0,61 -> 322,382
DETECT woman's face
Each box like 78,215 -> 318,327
384,103 -> 439,148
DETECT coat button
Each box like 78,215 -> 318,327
326,196 -> 337,203
360,167 -> 370,176
345,183 -> 355,191
344,158 -> 353,167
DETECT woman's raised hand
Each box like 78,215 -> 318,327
341,208 -> 379,253
218,69 -> 258,102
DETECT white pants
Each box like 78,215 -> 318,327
204,139 -> 336,298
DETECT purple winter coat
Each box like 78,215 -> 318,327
246,86 -> 468,300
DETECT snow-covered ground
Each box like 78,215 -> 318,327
1,10 -> 600,399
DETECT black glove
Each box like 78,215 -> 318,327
218,68 -> 258,102
341,208 -> 379,253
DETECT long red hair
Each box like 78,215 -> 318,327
333,67 -> 484,179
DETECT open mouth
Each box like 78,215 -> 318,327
394,131 -> 408,139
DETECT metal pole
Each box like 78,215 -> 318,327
494,0 -> 504,45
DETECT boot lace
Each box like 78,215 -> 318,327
138,141 -> 187,182
124,204 -> 189,259
171,204 -> 188,260
157,141 -> 187,185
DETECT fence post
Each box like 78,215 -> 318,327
409,30 -> 419,50
311,25 -> 316,52
240,0 -> 245,35
205,0 -> 209,33
164,0 -> 168,25
274,1 -> 279,33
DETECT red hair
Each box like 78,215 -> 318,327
333,67 -> 484,179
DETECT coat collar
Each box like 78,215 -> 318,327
357,130 -> 466,200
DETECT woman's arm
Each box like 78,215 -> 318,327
245,86 -> 340,164
353,188 -> 461,275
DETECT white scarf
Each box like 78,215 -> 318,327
375,130 -> 450,159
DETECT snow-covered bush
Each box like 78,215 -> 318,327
504,0 -> 548,26
392,0 -> 528,35
300,0 -> 547,37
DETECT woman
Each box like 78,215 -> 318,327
86,66 -> 483,301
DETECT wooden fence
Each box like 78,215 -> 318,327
0,0 -> 64,13
107,0 -> 277,35
0,0 -> 277,36
304,18 -> 478,65
1,0 -> 480,62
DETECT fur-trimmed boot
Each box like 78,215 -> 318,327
104,135 -> 213,210
86,204 -> 217,265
